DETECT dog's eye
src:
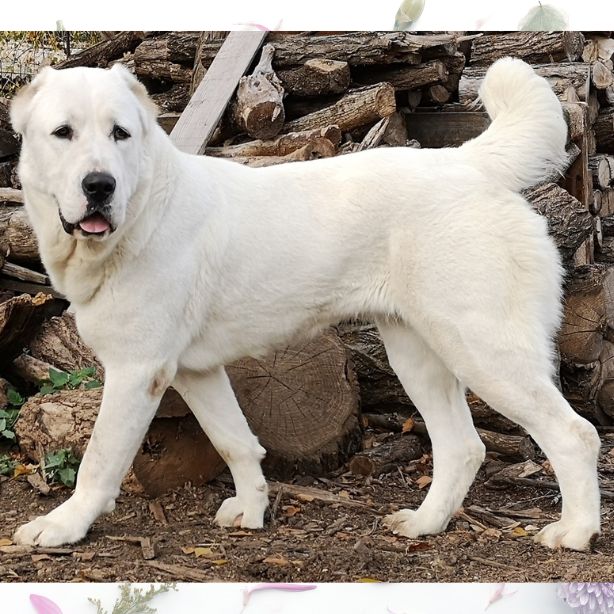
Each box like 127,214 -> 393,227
112,126 -> 131,141
52,125 -> 73,140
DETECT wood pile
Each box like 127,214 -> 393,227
2,31 -> 614,498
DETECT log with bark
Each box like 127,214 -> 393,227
524,183 -> 595,264
229,139 -> 337,167
282,83 -> 396,134
55,31 -> 144,69
353,58 -> 449,92
0,293 -> 61,366
595,107 -> 614,153
198,32 -> 463,70
0,204 -> 39,263
589,154 -> 614,189
133,32 -> 200,83
349,434 -> 422,477
206,125 -> 342,158
230,44 -> 285,140
469,32 -> 585,66
277,59 -> 351,97
459,63 -> 591,106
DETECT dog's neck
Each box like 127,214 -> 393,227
27,128 -> 176,306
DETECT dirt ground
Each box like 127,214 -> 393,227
1,431 -> 613,584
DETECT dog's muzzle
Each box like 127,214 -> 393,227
58,172 -> 117,237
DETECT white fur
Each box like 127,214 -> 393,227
10,58 -> 600,551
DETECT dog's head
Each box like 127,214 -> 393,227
11,64 -> 158,241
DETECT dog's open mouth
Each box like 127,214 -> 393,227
78,213 -> 112,235
59,209 -> 115,237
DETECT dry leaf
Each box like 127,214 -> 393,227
415,476 -> 433,489
282,505 -> 301,517
211,559 -> 228,566
511,527 -> 528,538
402,417 -> 415,433
296,494 -> 315,503
0,538 -> 13,547
31,554 -> 52,563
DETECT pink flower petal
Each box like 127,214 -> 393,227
30,595 -> 63,614
243,583 -> 317,606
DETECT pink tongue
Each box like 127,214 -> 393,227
79,214 -> 110,234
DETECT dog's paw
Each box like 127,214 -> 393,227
215,496 -> 266,529
14,515 -> 87,547
384,509 -> 447,539
534,521 -> 599,551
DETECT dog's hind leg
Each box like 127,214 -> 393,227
376,321 -> 486,538
173,367 -> 269,529
458,357 -> 601,551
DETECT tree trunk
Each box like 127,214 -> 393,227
469,31 -> 584,66
595,107 -> 614,153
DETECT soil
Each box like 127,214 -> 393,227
1,433 -> 613,584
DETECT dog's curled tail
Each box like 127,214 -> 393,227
463,57 -> 568,193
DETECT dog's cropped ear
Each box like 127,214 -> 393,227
111,63 -> 159,128
10,66 -> 54,136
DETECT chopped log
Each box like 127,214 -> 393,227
593,190 -> 604,216
199,32 -> 463,69
0,205 -> 38,263
349,434 -> 422,477
150,83 -> 191,114
595,107 -> 614,153
358,118 -> 391,151
469,32 -> 584,66
231,139 -> 336,167
230,44 -> 285,140
0,188 -> 24,205
593,61 -> 614,90
561,360 -> 601,409
583,36 -> 614,64
1,262 -> 49,285
411,420 -> 535,461
206,125 -> 342,158
524,183 -> 594,263
55,32 -> 144,69
133,32 -> 200,81
226,330 -> 361,478
381,112 -> 409,146
282,83 -> 396,134
562,102 -> 588,143
277,59 -> 350,97
559,265 -> 612,364
0,293 -> 59,367
459,63 -> 591,105
425,84 -> 452,105
590,155 -> 614,189
353,59 -> 448,92
12,354 -> 58,385
602,189 -> 614,217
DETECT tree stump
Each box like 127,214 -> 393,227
227,330 -> 361,479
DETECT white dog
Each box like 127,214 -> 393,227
9,57 -> 601,551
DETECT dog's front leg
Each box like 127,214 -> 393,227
14,362 -> 171,547
173,367 -> 269,528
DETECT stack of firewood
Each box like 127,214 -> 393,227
2,31 -> 614,497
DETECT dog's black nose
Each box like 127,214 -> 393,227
82,172 -> 116,203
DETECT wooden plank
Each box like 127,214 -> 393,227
170,31 -> 267,154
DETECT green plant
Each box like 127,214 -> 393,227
0,454 -> 17,476
43,448 -> 81,488
39,367 -> 102,396
0,388 -> 25,441
89,584 -> 176,614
